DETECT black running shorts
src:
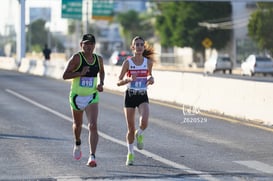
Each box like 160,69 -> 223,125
124,90 -> 149,108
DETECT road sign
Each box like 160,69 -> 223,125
62,0 -> 82,20
202,38 -> 212,48
92,0 -> 114,21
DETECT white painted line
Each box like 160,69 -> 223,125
234,160 -> 273,174
6,89 -> 219,181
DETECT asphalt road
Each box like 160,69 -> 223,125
0,69 -> 273,181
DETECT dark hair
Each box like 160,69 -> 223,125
131,36 -> 156,63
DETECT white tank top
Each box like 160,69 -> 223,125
127,58 -> 149,91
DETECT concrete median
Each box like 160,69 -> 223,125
104,65 -> 273,126
0,56 -> 272,125
0,57 -> 18,70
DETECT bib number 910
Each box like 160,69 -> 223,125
80,77 -> 94,88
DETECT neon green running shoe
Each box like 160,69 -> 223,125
135,130 -> 144,150
126,153 -> 134,166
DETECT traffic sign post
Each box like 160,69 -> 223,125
202,38 -> 213,49
61,0 -> 114,21
61,0 -> 82,20
92,0 -> 114,21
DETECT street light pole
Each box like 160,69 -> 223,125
85,0 -> 89,34
45,22 -> 51,48
17,0 -> 26,66
82,0 -> 93,34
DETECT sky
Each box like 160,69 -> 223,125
0,0 -> 67,35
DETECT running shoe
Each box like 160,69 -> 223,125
73,145 -> 82,160
86,154 -> 97,167
126,153 -> 134,166
135,130 -> 144,150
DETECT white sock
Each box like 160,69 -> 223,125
128,143 -> 134,154
137,128 -> 143,135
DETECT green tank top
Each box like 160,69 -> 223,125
71,52 -> 100,96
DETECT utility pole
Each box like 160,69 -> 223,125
85,0 -> 89,34
83,0 -> 92,34
16,0 -> 26,66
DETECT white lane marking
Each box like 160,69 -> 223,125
234,160 -> 273,174
6,89 -> 219,181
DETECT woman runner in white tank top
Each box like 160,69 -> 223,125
117,36 -> 156,166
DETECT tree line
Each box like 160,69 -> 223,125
116,2 -> 273,59
1,2 -> 272,59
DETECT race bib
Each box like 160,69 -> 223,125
129,77 -> 147,90
79,77 -> 94,88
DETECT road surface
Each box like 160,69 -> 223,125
0,69 -> 273,181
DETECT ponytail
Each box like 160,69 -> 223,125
143,42 -> 156,63
131,36 -> 157,63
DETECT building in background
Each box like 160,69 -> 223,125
113,1 -> 147,13
232,2 -> 258,63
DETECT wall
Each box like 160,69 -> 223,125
0,57 -> 272,125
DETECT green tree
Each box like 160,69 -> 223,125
248,3 -> 273,56
256,2 -> 273,9
26,19 -> 65,53
155,2 -> 232,53
26,19 -> 47,52
115,10 -> 154,49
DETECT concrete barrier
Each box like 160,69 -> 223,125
104,65 -> 273,126
0,56 -> 272,125
16,58 -> 66,79
0,57 -> 17,70
43,60 -> 66,79
17,58 -> 36,73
